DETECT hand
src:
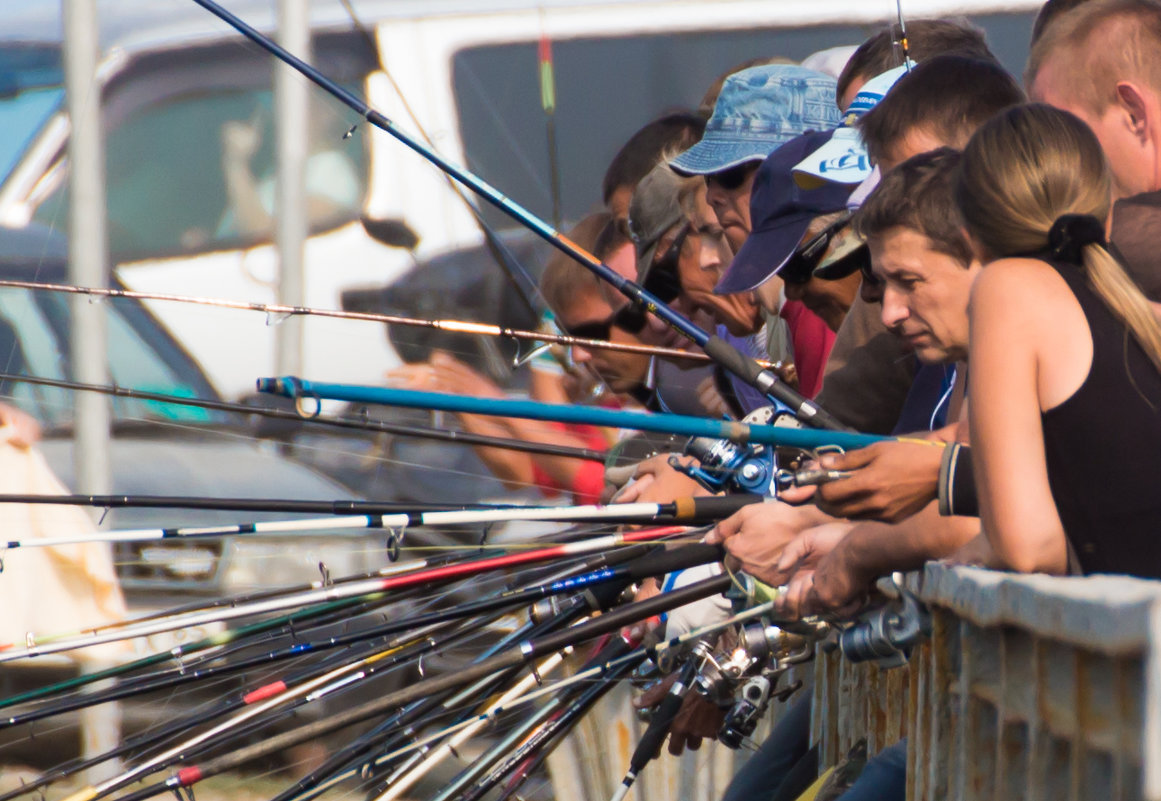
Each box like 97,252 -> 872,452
221,117 -> 262,162
695,375 -> 732,419
385,352 -> 504,398
772,521 -> 854,583
632,673 -> 725,755
704,501 -> 817,585
0,403 -> 40,449
774,543 -> 873,619
621,578 -> 662,642
811,441 -> 943,522
611,453 -> 705,504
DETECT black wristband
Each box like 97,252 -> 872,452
938,442 -> 978,517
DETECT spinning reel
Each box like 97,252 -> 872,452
671,406 -> 805,496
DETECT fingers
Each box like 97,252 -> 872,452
774,534 -> 810,579
819,445 -> 877,471
773,571 -> 814,619
705,504 -> 753,544
777,484 -> 817,505
632,672 -> 677,709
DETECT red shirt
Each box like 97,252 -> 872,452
780,300 -> 835,399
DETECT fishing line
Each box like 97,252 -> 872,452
187,0 -> 843,430
0,282 -> 747,366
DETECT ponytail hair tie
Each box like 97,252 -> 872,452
1049,214 -> 1106,264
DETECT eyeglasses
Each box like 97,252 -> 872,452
641,222 -> 690,303
565,302 -> 649,343
779,213 -> 854,284
706,162 -> 757,192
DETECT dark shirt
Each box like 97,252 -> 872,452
1039,256 -> 1161,579
1111,190 -> 1161,302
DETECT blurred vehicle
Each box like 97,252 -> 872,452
0,223 -> 397,607
0,0 -> 1041,399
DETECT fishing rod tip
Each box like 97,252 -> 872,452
256,376 -> 301,396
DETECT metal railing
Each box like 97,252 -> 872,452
812,563 -> 1161,801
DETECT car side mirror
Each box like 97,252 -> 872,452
361,215 -> 420,250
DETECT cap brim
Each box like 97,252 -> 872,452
813,235 -> 869,280
669,137 -> 770,176
791,129 -> 871,188
714,213 -> 813,294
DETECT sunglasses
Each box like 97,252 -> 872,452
565,302 -> 649,343
779,213 -> 854,284
641,222 -> 690,303
706,162 -> 757,192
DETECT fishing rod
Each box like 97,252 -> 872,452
0,496 -> 754,551
367,649 -> 572,801
188,0 -> 842,431
0,525 -> 685,662
269,600 -> 582,801
3,545 -> 721,732
100,575 -> 744,801
61,613 -> 490,801
0,548 -> 473,659
261,377 -> 892,451
0,281 -> 763,368
0,372 -> 611,463
440,634 -> 639,801
66,570 -> 635,801
4,548 -> 626,801
337,0 -> 548,319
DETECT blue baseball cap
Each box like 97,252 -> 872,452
669,64 -> 841,176
715,130 -> 854,295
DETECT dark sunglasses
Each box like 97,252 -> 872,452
706,162 -> 757,192
779,214 -> 854,284
642,222 -> 690,303
565,302 -> 649,343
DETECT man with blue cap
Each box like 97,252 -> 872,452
670,64 -> 843,399
714,129 -> 865,397
670,64 -> 842,253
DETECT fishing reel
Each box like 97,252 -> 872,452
686,616 -> 817,749
671,406 -> 803,496
836,573 -> 932,669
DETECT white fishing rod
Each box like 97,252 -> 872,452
0,495 -> 758,551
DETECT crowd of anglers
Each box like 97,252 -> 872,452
5,0 -> 1161,800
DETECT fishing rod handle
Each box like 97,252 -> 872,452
621,544 -> 724,583
671,493 -> 766,523
703,336 -> 849,430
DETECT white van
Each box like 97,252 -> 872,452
0,0 -> 1040,398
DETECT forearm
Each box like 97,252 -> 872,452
840,501 -> 980,579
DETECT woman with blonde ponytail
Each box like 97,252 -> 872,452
957,103 -> 1161,579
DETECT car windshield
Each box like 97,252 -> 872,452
0,43 -> 64,186
0,283 -> 226,430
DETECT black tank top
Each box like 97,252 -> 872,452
1039,256 -> 1161,579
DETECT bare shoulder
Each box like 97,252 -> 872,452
970,257 -> 1079,323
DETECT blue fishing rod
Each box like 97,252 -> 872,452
259,377 -> 889,452
188,0 -> 846,431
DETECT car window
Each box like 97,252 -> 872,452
27,35 -> 373,261
0,44 -> 64,185
0,286 -> 222,428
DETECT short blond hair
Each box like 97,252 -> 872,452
1027,0 -> 1161,115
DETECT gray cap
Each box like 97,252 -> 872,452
627,161 -> 701,281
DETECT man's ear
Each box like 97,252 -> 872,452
1115,81 -> 1151,138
